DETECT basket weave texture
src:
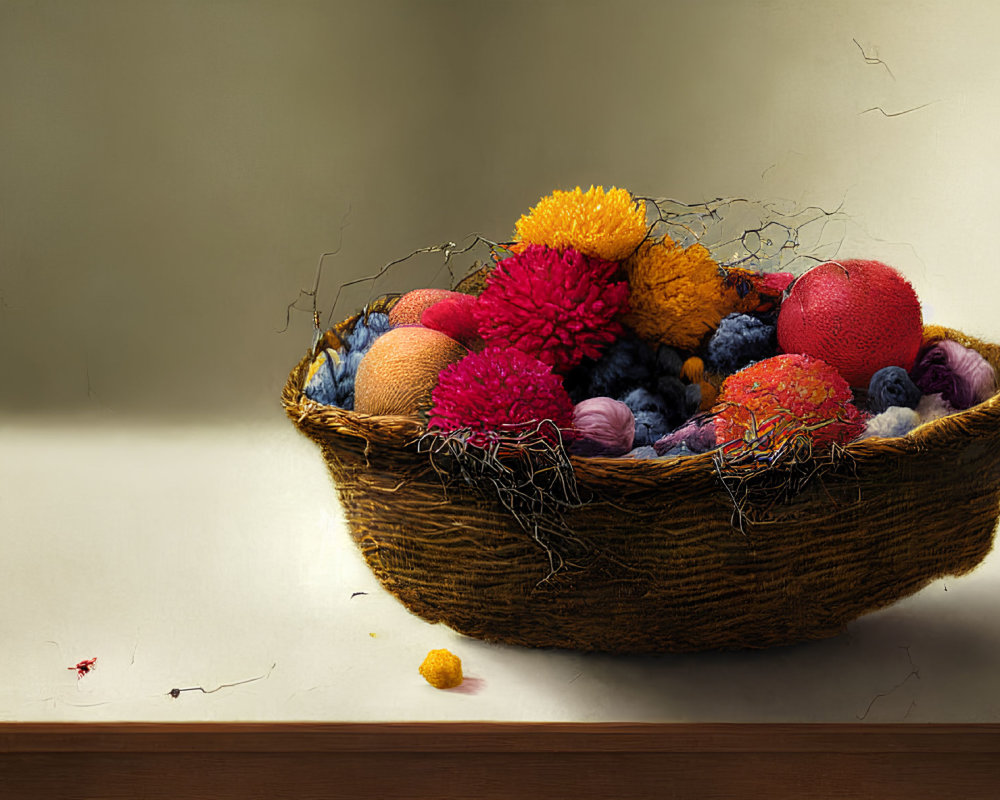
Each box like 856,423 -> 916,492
283,323 -> 1000,653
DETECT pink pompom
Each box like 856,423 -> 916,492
428,347 -> 575,446
569,397 -> 635,457
473,244 -> 630,372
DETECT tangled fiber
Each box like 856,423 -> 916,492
858,406 -> 920,440
654,417 -> 718,456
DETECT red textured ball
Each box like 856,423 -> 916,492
776,259 -> 922,387
428,347 -> 575,446
473,244 -> 630,372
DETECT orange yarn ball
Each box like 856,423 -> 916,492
354,327 -> 467,416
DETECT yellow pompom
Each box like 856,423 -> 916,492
418,648 -> 463,689
624,236 -> 744,351
515,185 -> 647,262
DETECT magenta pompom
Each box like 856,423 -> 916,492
910,338 -> 997,410
428,347 -> 576,446
473,244 -> 630,372
569,397 -> 635,457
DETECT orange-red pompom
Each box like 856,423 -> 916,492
777,259 -> 922,387
714,354 -> 865,455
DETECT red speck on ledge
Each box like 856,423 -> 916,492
69,658 -> 97,679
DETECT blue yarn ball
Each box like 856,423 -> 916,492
303,313 -> 392,409
868,365 -> 922,414
566,335 -> 656,402
706,313 -> 776,374
655,344 -> 683,378
347,312 -> 391,351
620,387 -> 673,446
655,375 -> 699,426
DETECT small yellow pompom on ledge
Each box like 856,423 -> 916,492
419,648 -> 463,689
514,185 -> 648,262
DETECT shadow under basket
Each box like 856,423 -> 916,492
282,324 -> 1000,654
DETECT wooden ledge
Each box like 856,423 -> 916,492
1,723 -> 999,798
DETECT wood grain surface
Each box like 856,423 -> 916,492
2,723 -> 999,799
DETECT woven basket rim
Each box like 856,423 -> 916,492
281,323 -> 1000,476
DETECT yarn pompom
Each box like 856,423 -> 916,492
569,397 -> 635,457
473,244 -> 630,372
418,649 -> 463,689
304,312 -> 392,409
910,338 -> 997,410
354,326 -> 468,416
867,366 -> 922,414
428,347 -> 575,446
706,313 -> 777,374
714,354 -> 866,455
388,288 -> 460,327
420,292 -> 482,348
514,185 -> 648,262
776,259 -> 923,387
623,236 -> 745,351
857,406 -> 920,440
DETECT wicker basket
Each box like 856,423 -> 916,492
283,322 -> 1000,653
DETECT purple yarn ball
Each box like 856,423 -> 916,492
653,417 -> 718,456
910,339 -> 997,410
570,397 -> 635,457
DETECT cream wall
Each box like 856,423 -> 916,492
3,0 -> 1000,418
